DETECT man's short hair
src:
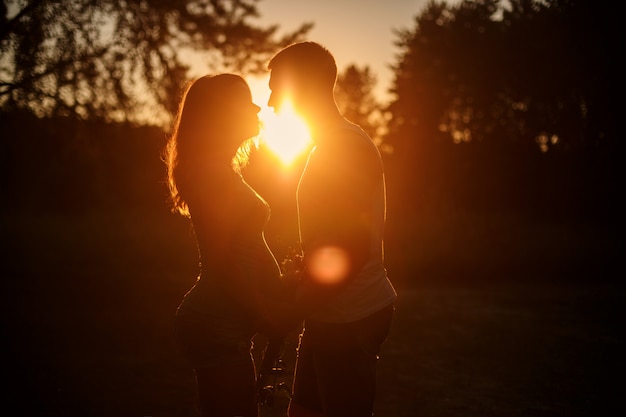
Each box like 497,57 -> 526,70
268,41 -> 337,90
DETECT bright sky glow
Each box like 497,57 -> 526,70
255,0 -> 448,103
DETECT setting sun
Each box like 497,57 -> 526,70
259,99 -> 312,167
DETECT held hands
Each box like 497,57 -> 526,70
260,248 -> 305,339
279,247 -> 304,289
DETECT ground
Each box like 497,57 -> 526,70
2,210 -> 621,416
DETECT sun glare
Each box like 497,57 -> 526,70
259,99 -> 312,167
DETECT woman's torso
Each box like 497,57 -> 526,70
177,166 -> 282,332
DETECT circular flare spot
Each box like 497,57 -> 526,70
307,246 -> 350,285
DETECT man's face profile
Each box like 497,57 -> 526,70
268,69 -> 298,114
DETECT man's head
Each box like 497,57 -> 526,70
267,41 -> 337,116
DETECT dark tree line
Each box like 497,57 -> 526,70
0,110 -> 168,213
383,0 -> 620,220
388,0 -> 619,151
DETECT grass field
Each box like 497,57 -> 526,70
2,209 -> 621,417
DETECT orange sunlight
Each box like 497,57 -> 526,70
259,99 -> 312,167
248,75 -> 312,167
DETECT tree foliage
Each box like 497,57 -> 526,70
387,0 -> 618,153
0,0 -> 311,125
383,0 -> 619,219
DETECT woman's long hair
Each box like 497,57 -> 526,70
163,74 -> 258,217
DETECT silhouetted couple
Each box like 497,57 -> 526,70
164,41 -> 396,417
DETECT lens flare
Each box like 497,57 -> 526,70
259,99 -> 311,166
306,246 -> 350,285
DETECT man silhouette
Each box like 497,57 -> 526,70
267,41 -> 397,417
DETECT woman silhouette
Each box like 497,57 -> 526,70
163,73 -> 291,417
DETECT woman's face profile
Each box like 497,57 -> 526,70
222,80 -> 261,141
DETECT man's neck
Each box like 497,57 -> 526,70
307,104 -> 344,142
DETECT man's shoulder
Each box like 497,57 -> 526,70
337,119 -> 370,139
314,120 -> 382,176
324,120 -> 372,151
